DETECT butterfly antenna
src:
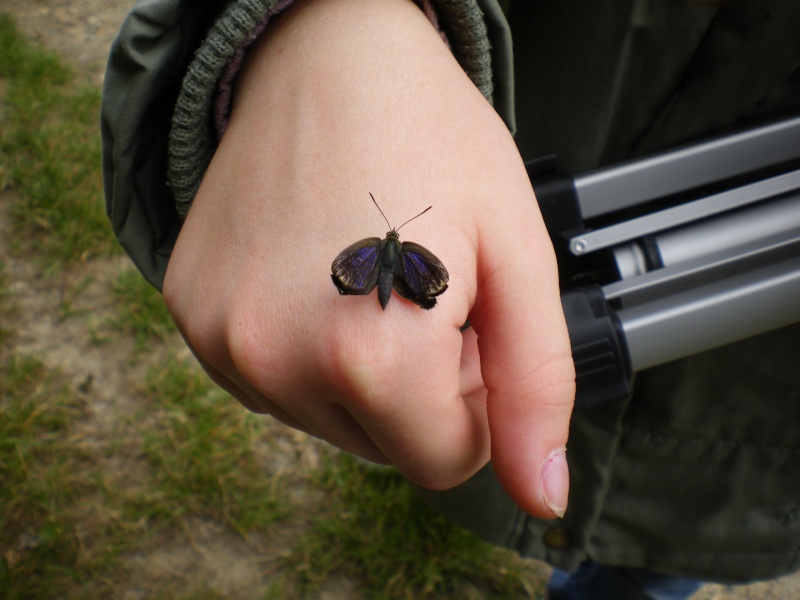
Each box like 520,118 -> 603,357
369,192 -> 393,230
396,205 -> 432,232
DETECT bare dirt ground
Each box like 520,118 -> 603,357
2,1 -> 799,598
0,0 -> 129,84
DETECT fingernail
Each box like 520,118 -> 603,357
541,447 -> 569,518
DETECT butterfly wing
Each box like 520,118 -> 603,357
331,237 -> 382,295
394,241 -> 449,309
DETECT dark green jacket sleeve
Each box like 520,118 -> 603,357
101,0 -> 226,290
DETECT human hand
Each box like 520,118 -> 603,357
163,0 -> 575,519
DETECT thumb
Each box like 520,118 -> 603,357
471,200 -> 575,519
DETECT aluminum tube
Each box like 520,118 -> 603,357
574,116 -> 800,219
614,194 -> 800,279
656,193 -> 800,268
616,256 -> 800,371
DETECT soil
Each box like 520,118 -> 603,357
1,1 -> 799,598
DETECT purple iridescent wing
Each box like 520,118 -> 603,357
394,241 -> 449,309
331,237 -> 382,295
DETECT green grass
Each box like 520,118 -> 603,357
289,452 -> 545,599
0,259 -> 16,344
0,13 -> 117,265
0,349 -> 292,599
0,354 -> 110,598
109,268 -> 177,349
139,355 -> 289,533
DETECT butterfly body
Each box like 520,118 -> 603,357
376,232 -> 402,309
331,197 -> 449,310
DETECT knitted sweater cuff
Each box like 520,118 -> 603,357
167,0 -> 495,220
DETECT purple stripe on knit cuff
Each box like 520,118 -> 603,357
214,0 -> 296,138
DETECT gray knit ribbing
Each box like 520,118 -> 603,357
168,0 -> 282,219
429,0 -> 494,103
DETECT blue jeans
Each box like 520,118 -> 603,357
548,561 -> 703,600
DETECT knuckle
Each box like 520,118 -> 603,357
323,332 -> 394,409
486,350 -> 576,415
522,352 -> 577,407
225,302 -> 270,383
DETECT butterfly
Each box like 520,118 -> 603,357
331,193 -> 449,310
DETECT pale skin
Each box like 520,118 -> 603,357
162,0 -> 575,519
